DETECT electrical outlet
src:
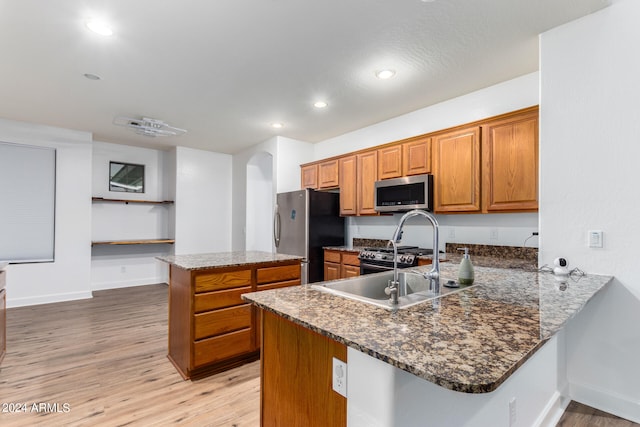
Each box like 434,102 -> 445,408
509,397 -> 516,426
120,266 -> 127,273
490,229 -> 499,241
448,228 -> 456,240
588,230 -> 603,248
332,357 -> 347,397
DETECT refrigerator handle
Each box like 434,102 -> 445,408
273,206 -> 281,248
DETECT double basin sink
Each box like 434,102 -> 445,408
312,269 -> 477,310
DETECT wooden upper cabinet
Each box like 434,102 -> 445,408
403,137 -> 431,176
433,126 -> 481,213
318,159 -> 340,189
357,151 -> 378,215
339,155 -> 357,216
482,109 -> 538,212
377,145 -> 403,180
301,164 -> 318,189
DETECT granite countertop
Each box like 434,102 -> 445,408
157,250 -> 302,270
242,263 -> 612,393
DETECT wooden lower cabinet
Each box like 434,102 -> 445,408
324,249 -> 360,280
261,310 -> 347,427
168,260 -> 300,379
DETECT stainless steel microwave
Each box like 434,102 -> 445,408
374,174 -> 433,212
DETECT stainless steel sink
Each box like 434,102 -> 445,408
311,270 -> 476,310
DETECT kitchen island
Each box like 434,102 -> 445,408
158,251 -> 302,379
242,263 -> 612,426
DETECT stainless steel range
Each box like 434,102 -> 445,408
358,246 -> 434,275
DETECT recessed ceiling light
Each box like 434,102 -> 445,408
85,19 -> 113,36
375,69 -> 396,80
271,122 -> 284,129
313,101 -> 328,109
83,73 -> 101,80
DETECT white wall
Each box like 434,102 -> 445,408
174,146 -> 232,254
90,141 -> 173,290
540,0 -> 640,421
246,151 -> 273,251
313,73 -> 541,249
231,136 -> 313,251
0,118 -> 92,308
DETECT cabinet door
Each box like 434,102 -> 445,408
341,264 -> 360,278
357,151 -> 378,215
482,110 -> 538,212
433,126 -> 481,213
318,160 -> 340,189
339,155 -> 357,216
301,164 -> 318,189
403,137 -> 431,176
261,311 -> 347,427
377,145 -> 402,180
324,262 -> 341,281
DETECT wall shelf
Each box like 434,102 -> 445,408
91,239 -> 175,247
92,197 -> 174,205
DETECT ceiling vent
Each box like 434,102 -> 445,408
113,116 -> 187,137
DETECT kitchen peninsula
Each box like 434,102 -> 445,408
158,251 -> 302,379
243,263 -> 612,426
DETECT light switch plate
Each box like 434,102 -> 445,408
588,230 -> 604,248
332,357 -> 347,397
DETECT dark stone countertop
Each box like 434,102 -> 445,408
242,263 -> 612,393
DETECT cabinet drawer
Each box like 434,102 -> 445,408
256,264 -> 300,285
324,250 -> 341,263
257,279 -> 301,292
194,269 -> 251,293
342,252 -> 360,266
193,328 -> 254,367
194,304 -> 252,340
194,286 -> 251,313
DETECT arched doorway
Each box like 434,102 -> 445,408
246,151 -> 274,251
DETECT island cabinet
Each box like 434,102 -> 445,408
168,260 -> 301,380
324,249 -> 360,280
261,310 -> 347,427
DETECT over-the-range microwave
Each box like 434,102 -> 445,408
374,174 -> 433,213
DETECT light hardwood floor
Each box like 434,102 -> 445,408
0,284 -> 636,427
0,284 -> 260,426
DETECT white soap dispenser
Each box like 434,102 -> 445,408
457,247 -> 475,285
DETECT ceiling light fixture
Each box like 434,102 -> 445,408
376,69 -> 396,80
113,116 -> 187,137
85,19 -> 113,36
314,101 -> 328,108
271,122 -> 284,129
83,73 -> 101,80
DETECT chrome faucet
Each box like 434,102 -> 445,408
389,209 -> 440,301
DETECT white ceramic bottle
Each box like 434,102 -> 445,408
457,247 -> 475,285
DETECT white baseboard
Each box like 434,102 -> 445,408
570,381 -> 640,423
91,277 -> 165,291
7,291 -> 93,308
534,391 -> 571,427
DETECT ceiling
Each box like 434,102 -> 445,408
0,0 -> 610,154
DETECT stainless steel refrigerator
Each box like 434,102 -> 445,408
274,189 -> 344,284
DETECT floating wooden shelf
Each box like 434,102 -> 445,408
91,239 -> 175,247
92,197 -> 174,205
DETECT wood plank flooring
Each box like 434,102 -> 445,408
0,284 -> 636,426
0,284 -> 260,426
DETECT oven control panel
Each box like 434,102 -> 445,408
358,250 -> 416,266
